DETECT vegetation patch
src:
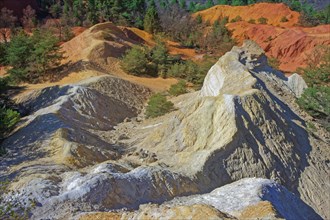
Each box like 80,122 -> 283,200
145,93 -> 174,118
258,17 -> 268,24
297,46 -> 330,131
168,80 -> 187,96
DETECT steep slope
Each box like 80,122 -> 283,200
0,41 -> 328,219
194,3 -> 330,72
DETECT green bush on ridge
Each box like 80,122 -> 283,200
145,93 -> 174,118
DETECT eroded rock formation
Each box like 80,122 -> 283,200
0,41 -> 328,219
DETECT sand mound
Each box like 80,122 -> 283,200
194,3 -> 300,27
60,22 -> 181,91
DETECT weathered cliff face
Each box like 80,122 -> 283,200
125,41 -> 329,218
0,41 -> 328,219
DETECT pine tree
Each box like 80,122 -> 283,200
188,2 -> 196,12
30,30 -> 63,74
143,1 -> 161,34
231,0 -> 245,6
5,31 -> 32,82
73,0 -> 86,26
206,0 -> 214,8
179,0 -> 186,9
88,0 -> 98,24
217,0 -> 229,5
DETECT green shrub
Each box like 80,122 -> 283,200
230,16 -> 242,23
122,40 -> 170,77
4,29 -> 63,83
297,46 -> 330,131
301,46 -> 330,87
145,93 -> 174,118
168,80 -> 187,96
0,107 -> 20,155
280,16 -> 289,22
167,60 -> 212,88
121,45 -> 149,76
248,19 -> 256,24
0,78 -> 9,91
297,86 -> 330,120
0,107 -> 20,138
196,14 -> 203,24
258,17 -> 268,24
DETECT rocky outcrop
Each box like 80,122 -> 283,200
78,178 -> 319,220
124,40 -> 329,218
0,41 -> 328,219
286,73 -> 308,97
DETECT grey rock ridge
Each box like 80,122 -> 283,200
0,41 -> 329,219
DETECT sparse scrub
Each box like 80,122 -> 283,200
297,86 -> 330,120
145,93 -> 174,118
121,40 -> 170,77
230,16 -> 242,23
297,47 -> 330,131
300,46 -> 330,87
167,60 -> 213,88
0,106 -> 20,155
168,80 -> 187,96
121,45 -> 150,76
280,16 -> 289,22
248,19 -> 256,24
258,17 -> 268,24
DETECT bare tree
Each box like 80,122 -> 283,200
158,4 -> 199,47
0,7 -> 17,43
21,5 -> 36,31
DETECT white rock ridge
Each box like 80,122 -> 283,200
0,41 -> 328,219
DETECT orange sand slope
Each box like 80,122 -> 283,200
194,3 -> 300,27
195,3 -> 330,72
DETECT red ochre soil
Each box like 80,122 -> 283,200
195,3 -> 330,72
